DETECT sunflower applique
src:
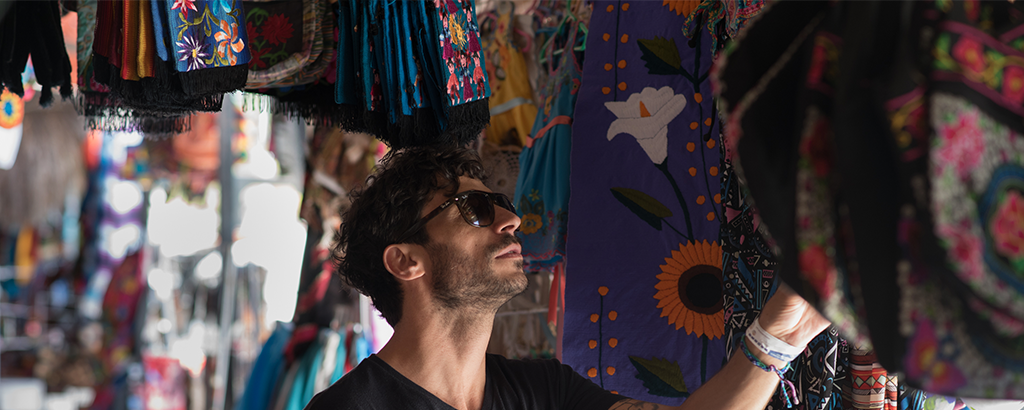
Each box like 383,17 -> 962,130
654,240 -> 724,339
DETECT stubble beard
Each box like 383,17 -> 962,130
427,234 -> 528,313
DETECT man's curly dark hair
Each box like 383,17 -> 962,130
333,146 -> 486,326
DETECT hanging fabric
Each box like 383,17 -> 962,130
716,0 -> 1024,399
513,17 -> 581,273
563,0 -> 732,402
234,323 -> 293,410
77,0 -> 251,134
0,1 -> 73,107
331,0 -> 491,150
481,2 -> 538,147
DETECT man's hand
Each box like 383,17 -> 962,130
756,284 -> 831,349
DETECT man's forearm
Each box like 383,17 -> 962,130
608,336 -> 788,410
673,335 -> 787,410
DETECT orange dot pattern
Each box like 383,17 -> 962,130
604,63 -> 613,71
588,368 -> 598,378
694,93 -> 703,103
710,166 -> 719,176
696,196 -> 706,205
707,212 -> 716,221
603,33 -> 610,41
608,311 -> 618,321
607,367 -> 616,376
590,313 -> 599,323
714,194 -> 722,203
689,122 -> 698,130
602,87 -> 611,95
621,34 -> 629,43
705,117 -> 713,126
622,3 -> 629,10
618,82 -> 627,91
688,167 -> 697,177
609,338 -> 618,348
606,4 -> 614,12
618,60 -> 626,69
686,142 -> 695,152
598,286 -> 609,296
589,340 -> 598,349
707,139 -> 716,149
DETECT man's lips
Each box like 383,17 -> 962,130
495,244 -> 523,259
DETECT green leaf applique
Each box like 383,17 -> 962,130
637,37 -> 683,76
611,187 -> 673,230
628,356 -> 689,398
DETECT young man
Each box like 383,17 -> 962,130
306,147 -> 830,410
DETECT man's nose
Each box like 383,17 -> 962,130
493,205 -> 520,235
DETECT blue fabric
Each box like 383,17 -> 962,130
513,29 -> 582,271
149,0 -> 170,61
167,0 -> 251,72
285,334 -> 324,410
235,322 -> 293,410
330,332 -> 348,384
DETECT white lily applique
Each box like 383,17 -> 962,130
605,86 -> 688,164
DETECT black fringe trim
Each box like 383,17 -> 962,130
249,83 -> 490,150
179,64 -> 248,97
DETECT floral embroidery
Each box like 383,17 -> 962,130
605,86 -> 688,165
662,0 -> 700,17
214,20 -> 245,65
262,13 -> 294,46
1003,65 -> 1024,105
935,110 -> 984,178
171,0 -> 250,72
244,7 -> 295,71
904,319 -> 968,394
951,37 -> 986,76
172,0 -> 197,14
654,241 -> 724,338
432,0 -> 489,105
176,33 -> 210,71
990,190 -> 1024,265
521,213 -> 543,235
937,224 -> 985,282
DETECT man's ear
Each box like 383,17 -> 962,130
383,244 -> 427,282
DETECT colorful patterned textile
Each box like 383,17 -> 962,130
721,136 -> 844,410
683,0 -> 767,54
481,3 -> 537,147
243,0 -> 334,88
167,0 -> 251,96
843,348 -> 898,410
564,2 -> 726,403
332,0 -> 491,149
716,0 -> 1024,399
512,23 -> 581,272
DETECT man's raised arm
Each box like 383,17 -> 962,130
606,285 -> 831,410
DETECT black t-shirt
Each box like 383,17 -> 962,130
303,354 -> 625,410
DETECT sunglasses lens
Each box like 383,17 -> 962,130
494,194 -> 515,214
459,192 -> 494,227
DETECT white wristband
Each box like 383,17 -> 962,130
744,318 -> 805,363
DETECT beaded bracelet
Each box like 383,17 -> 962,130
740,337 -> 800,408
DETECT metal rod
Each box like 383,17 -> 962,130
212,96 -> 239,410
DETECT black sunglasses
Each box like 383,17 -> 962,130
395,190 -> 517,243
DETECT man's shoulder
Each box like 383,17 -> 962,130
485,353 -> 572,384
303,356 -> 400,410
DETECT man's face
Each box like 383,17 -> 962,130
420,177 -> 528,311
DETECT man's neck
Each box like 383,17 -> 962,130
376,306 -> 496,410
